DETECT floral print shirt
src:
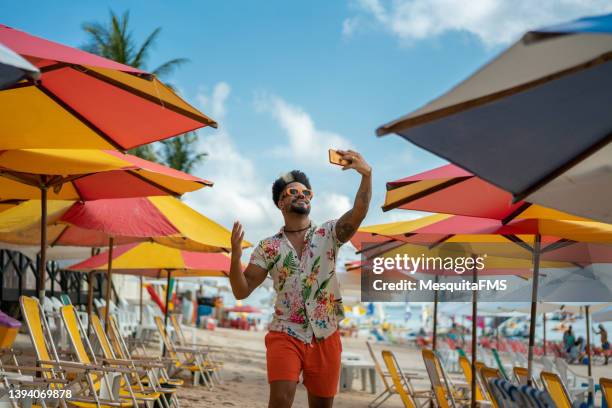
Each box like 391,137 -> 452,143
249,220 -> 345,344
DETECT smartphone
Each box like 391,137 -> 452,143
329,149 -> 349,166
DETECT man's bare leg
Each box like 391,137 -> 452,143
307,393 -> 334,408
269,381 -> 297,408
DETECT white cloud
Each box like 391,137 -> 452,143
196,82 -> 231,121
255,93 -> 352,166
344,0 -> 612,46
187,84 -> 355,246
187,83 -> 279,243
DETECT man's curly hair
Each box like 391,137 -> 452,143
272,170 -> 311,208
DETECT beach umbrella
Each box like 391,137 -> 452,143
0,196 -> 249,328
0,24 -> 216,150
0,42 -> 39,89
354,214 -> 612,406
498,270 -> 611,401
379,164 -> 612,389
377,13 -> 612,223
383,164 -> 583,222
69,242 -> 233,326
0,149 -> 211,306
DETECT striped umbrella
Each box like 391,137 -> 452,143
0,148 -> 211,307
69,242 -> 233,324
376,14 -> 612,223
0,24 -> 215,150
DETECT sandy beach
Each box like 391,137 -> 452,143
177,327 -> 612,407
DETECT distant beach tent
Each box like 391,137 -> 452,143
377,13 -> 612,223
0,42 -> 39,89
0,24 -> 216,150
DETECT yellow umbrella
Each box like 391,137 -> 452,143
69,242 -> 234,325
0,196 -> 250,328
0,149 -> 212,306
0,196 -> 249,252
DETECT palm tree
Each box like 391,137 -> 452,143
82,10 -> 204,171
159,132 -> 207,174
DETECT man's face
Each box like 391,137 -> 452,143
279,182 -> 313,215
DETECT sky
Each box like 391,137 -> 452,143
4,0 -> 612,262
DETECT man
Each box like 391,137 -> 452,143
595,324 -> 609,365
229,150 -> 371,408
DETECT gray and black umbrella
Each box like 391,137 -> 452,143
378,13 -> 612,223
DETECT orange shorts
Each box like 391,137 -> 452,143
265,330 -> 342,398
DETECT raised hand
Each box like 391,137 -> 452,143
336,149 -> 372,177
231,221 -> 245,257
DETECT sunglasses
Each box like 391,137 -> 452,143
283,186 -> 314,200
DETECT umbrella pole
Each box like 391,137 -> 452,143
104,237 -> 114,331
432,274 -> 439,351
139,276 -> 144,325
585,305 -> 593,402
527,233 -> 541,386
87,273 -> 94,335
470,263 -> 478,408
163,271 -> 172,357
164,271 -> 172,327
542,312 -> 547,356
38,186 -> 48,306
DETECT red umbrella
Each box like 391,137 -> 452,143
383,164 -> 584,222
0,24 -> 216,150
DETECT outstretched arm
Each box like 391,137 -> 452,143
229,221 -> 268,300
335,150 -> 372,243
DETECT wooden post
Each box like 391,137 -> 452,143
432,274 -> 439,351
585,305 -> 593,402
527,234 -> 541,386
38,186 -> 48,305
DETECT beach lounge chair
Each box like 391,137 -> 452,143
540,371 -> 577,408
376,349 -> 431,408
458,356 -> 488,403
168,314 -> 223,380
512,366 -> 537,387
380,351 -> 420,408
20,295 -> 137,408
477,366 -> 502,408
365,343 -> 394,408
153,316 -> 215,388
601,377 -> 611,407
89,313 -> 177,408
422,349 -> 471,408
107,315 -> 184,393
553,357 -> 594,400
60,304 -> 163,407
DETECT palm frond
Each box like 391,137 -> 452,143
132,27 -> 161,69
152,57 -> 189,79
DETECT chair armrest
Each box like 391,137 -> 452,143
101,358 -> 164,368
38,360 -> 132,374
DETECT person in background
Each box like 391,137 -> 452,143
563,325 -> 575,354
595,324 -> 609,365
